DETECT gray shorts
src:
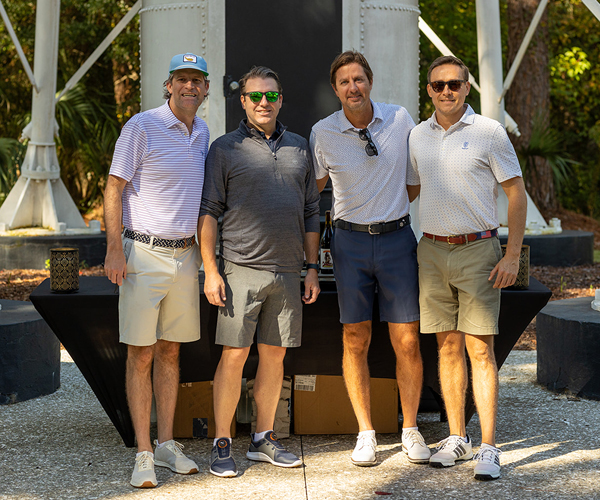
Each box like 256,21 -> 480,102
216,260 -> 302,348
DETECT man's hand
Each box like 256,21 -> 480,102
489,254 -> 519,289
105,248 -> 127,286
302,269 -> 321,304
204,271 -> 226,307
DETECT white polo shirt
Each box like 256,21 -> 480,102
310,101 -> 417,224
110,101 -> 209,239
409,105 -> 522,236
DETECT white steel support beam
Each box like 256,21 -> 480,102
475,0 -> 505,123
581,0 -> 600,21
57,0 -> 142,101
0,0 -> 86,230
0,1 -> 38,92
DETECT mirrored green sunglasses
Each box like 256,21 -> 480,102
243,91 -> 281,103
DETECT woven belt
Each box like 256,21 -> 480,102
423,229 -> 498,245
123,228 -> 196,249
333,215 -> 411,235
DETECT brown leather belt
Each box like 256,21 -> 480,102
423,229 -> 498,245
123,228 -> 196,249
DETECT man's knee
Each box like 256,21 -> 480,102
127,344 -> 155,371
437,331 -> 465,359
258,344 -> 287,364
343,322 -> 371,356
219,346 -> 251,369
466,335 -> 496,368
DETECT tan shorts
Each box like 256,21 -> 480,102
119,237 -> 201,346
417,236 -> 502,335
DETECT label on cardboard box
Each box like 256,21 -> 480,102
294,375 -> 317,392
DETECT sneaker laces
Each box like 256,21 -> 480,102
136,452 -> 154,471
474,446 -> 501,464
166,440 -> 186,457
435,435 -> 465,452
403,430 -> 426,448
356,433 -> 376,450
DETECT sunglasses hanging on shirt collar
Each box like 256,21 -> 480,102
359,128 -> 378,157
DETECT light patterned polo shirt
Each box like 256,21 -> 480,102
310,101 -> 418,224
109,101 -> 209,239
409,105 -> 522,236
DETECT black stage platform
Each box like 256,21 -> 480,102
499,230 -> 593,266
537,297 -> 600,400
0,233 -> 106,270
30,275 -> 551,447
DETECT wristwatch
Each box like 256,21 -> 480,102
306,263 -> 319,272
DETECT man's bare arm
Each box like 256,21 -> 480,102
104,175 -> 128,285
489,177 -> 527,288
303,231 -> 320,304
316,175 -> 329,193
407,184 -> 420,203
198,214 -> 226,307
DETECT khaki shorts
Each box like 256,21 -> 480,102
216,260 -> 302,348
119,237 -> 201,346
417,236 -> 502,335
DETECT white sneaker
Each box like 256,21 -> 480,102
474,444 -> 502,480
401,429 -> 431,464
154,439 -> 199,474
429,435 -> 473,467
130,451 -> 157,488
351,431 -> 377,466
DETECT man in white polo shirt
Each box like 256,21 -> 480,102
104,53 -> 209,488
409,55 -> 527,480
310,51 -> 430,467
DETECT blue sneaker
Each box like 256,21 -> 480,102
210,438 -> 237,477
246,431 -> 301,468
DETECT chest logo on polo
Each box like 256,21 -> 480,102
461,142 -> 469,150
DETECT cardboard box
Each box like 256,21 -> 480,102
173,381 -> 235,439
293,375 -> 398,435
247,376 -> 292,438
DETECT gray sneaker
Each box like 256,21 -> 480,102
130,451 -> 157,488
154,439 -> 199,474
246,431 -> 301,467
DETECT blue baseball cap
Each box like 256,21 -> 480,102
168,53 -> 209,77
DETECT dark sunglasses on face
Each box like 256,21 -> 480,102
243,91 -> 281,103
359,128 -> 378,157
429,80 -> 466,93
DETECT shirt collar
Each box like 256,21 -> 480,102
161,100 -> 200,131
241,119 -> 285,139
429,104 -> 475,130
338,100 -> 383,132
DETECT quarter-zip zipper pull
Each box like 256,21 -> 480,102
272,151 -> 277,160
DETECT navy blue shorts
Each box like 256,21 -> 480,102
331,225 -> 420,324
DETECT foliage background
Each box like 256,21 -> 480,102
419,0 -> 600,218
0,0 -> 140,211
1,0 -> 600,217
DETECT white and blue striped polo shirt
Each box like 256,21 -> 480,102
109,101 -> 209,239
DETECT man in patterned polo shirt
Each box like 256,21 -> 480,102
409,55 -> 527,480
104,53 -> 209,488
310,51 -> 430,467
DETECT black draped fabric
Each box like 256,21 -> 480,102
30,276 -> 550,447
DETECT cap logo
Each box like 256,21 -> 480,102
183,54 -> 197,63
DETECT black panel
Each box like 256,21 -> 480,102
225,0 -> 342,139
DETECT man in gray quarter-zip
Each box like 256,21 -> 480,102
198,66 -> 321,477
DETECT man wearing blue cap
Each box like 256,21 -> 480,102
105,53 -> 209,488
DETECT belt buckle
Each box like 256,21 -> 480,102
368,222 -> 383,235
447,235 -> 460,245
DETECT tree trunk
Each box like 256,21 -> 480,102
505,0 -> 557,215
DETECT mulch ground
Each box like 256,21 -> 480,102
2,208 -> 600,351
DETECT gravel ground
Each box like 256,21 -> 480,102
1,350 -> 598,500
